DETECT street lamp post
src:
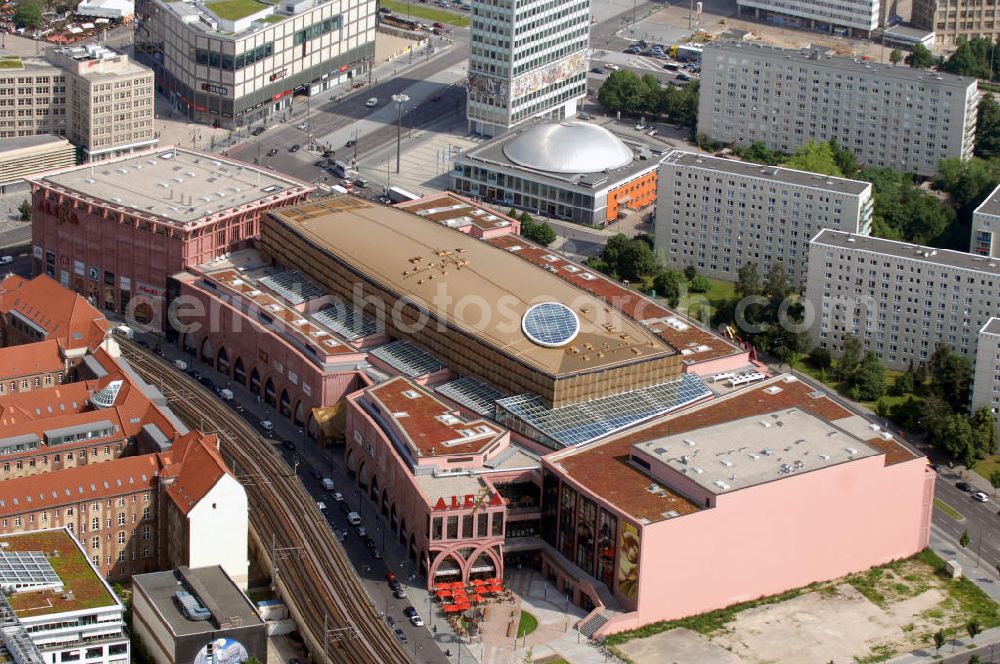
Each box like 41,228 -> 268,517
391,93 -> 410,174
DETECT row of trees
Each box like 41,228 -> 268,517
597,70 -> 699,127
727,261 -> 811,364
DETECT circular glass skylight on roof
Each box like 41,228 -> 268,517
522,302 -> 580,348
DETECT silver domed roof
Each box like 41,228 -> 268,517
503,121 -> 634,174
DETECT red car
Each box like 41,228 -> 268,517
386,571 -> 397,583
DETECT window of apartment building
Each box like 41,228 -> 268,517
91,536 -> 99,550
117,531 -> 125,544
142,526 -> 150,540
117,513 -> 125,526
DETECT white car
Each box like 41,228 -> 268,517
316,501 -> 327,512
973,491 -> 990,503
409,614 -> 424,627
297,122 -> 309,130
0,256 -> 12,265
333,491 -> 344,502
365,97 -> 378,108
356,525 -> 367,537
604,63 -> 619,70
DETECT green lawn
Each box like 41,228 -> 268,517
974,455 -> 1000,484
677,276 -> 734,320
934,497 -> 964,521
378,0 -> 471,25
0,56 -> 23,69
205,0 -> 271,20
257,13 -> 285,22
517,610 -> 538,638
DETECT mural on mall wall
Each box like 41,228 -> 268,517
617,520 -> 641,600
467,50 -> 588,102
510,52 -> 587,99
195,638 -> 249,664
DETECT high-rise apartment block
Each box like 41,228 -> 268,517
0,45 -> 156,162
736,0 -> 880,37
972,182 -> 1000,258
697,42 -> 979,177
973,318 -> 1000,436
655,150 -> 873,284
466,0 -> 590,137
806,229 -> 1000,371
135,0 -> 375,128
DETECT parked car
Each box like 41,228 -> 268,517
289,144 -> 300,152
260,420 -> 274,432
251,126 -> 265,136
371,549 -> 382,559
356,525 -> 367,537
365,97 -> 379,108
267,147 -> 278,156
393,587 -> 407,599
973,491 -> 990,502
309,469 -> 322,481
403,608 -> 423,627
957,481 -> 972,492
386,571 -> 397,583
316,501 -> 327,512
393,627 -> 407,644
590,67 -> 606,75
281,440 -> 296,451
333,491 -> 344,502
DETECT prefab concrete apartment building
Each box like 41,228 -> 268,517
135,0 -> 375,128
0,45 -> 156,162
736,0 -> 880,37
466,0 -> 590,137
806,229 -> 1000,371
697,41 -> 979,177
654,150 -> 874,285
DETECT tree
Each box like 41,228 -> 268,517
508,207 -> 518,219
837,332 -> 863,380
763,260 -> 792,305
971,406 -> 998,457
976,93 -> 1000,159
971,655 -> 982,664
942,414 -> 977,467
519,211 -> 534,225
967,619 -> 982,643
783,141 -> 844,177
851,352 -> 886,401
17,200 -> 30,222
652,269 -> 681,307
892,370 -> 914,396
523,220 -> 556,246
689,275 -> 710,293
617,239 -> 656,281
905,43 -> 935,69
890,396 -> 925,432
732,141 -> 783,165
928,344 -> 972,412
990,470 -> 1000,496
683,265 -> 697,281
735,261 -> 762,299
809,347 -> 832,371
828,139 -> 860,179
960,530 -> 971,548
889,48 -> 903,64
923,395 -> 953,440
933,629 -> 945,652
14,0 -> 42,28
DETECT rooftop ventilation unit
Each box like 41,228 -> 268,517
174,590 -> 211,621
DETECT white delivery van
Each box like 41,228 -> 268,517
114,324 -> 134,339
260,420 -> 274,432
219,388 -> 234,400
173,359 -> 188,371
321,478 -> 335,491
316,501 -> 327,513
347,511 -> 362,526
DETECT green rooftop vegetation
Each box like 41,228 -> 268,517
0,55 -> 24,70
378,0 -> 470,26
204,0 -> 271,20
4,531 -> 115,617
257,13 -> 285,23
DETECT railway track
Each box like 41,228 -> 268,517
119,341 -> 411,664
